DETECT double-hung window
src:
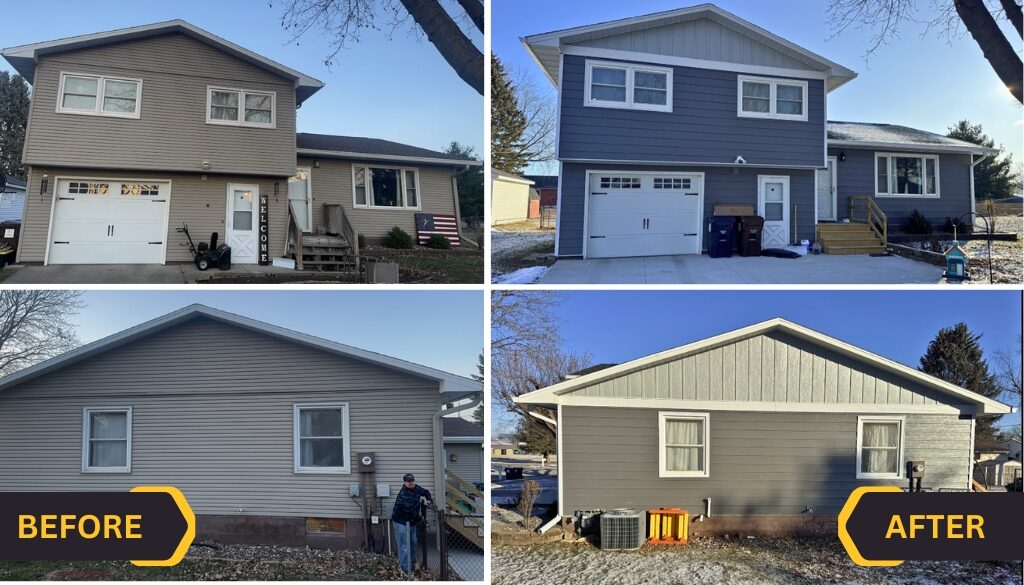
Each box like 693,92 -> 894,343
875,154 -> 940,197
82,407 -> 132,473
294,403 -> 350,473
207,87 -> 276,128
352,166 -> 420,209
856,416 -> 905,479
658,412 -> 709,478
585,60 -> 672,112
737,75 -> 808,121
58,73 -> 142,118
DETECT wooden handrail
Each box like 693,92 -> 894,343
323,203 -> 359,270
287,201 -> 304,270
849,195 -> 888,244
446,469 -> 483,498
445,469 -> 483,514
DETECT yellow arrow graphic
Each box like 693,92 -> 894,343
129,486 -> 195,567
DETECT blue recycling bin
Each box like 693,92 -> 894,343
706,216 -> 735,258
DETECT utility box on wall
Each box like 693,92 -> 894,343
358,452 -> 376,472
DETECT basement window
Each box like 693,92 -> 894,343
659,412 -> 709,478
82,407 -> 132,473
856,416 -> 905,479
294,403 -> 350,474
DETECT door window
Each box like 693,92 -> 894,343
233,189 -> 254,230
763,182 -> 784,221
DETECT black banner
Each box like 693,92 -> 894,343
0,487 -> 194,566
258,192 -> 270,265
839,486 -> 1024,566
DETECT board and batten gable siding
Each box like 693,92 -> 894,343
561,330 -> 969,409
445,442 -> 484,484
827,147 -> 973,227
491,178 -> 530,225
296,157 -> 458,241
561,407 -> 970,515
0,317 -> 439,518
557,163 -> 815,256
16,166 -> 287,263
568,17 -> 823,73
558,54 -> 826,167
24,32 -> 297,177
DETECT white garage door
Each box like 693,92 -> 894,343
49,179 -> 170,264
587,172 -> 703,258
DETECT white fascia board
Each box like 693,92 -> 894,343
444,436 -> 485,444
492,173 -> 535,185
0,304 -> 481,397
558,396 -> 969,415
520,37 -> 559,86
828,140 -> 999,155
297,148 -> 481,167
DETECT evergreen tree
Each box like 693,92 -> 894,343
919,323 -> 1002,440
512,415 -> 555,455
444,142 -> 483,222
490,54 -> 528,174
947,120 -> 1019,202
0,71 -> 30,180
471,352 -> 484,425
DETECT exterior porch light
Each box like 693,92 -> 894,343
839,151 -> 846,162
274,182 -> 280,201
40,174 -> 49,197
313,160 -> 320,168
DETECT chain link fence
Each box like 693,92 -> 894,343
420,501 -> 484,581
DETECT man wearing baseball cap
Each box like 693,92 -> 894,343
391,473 -> 433,576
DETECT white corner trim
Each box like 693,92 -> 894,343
293,402 -> 352,474
855,415 -> 906,480
81,406 -> 132,473
658,411 -> 710,478
557,403 -> 564,518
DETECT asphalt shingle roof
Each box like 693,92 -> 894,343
827,121 -> 984,150
296,133 -> 473,162
443,417 -> 484,438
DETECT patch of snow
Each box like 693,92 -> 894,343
495,265 -> 548,284
491,231 -> 555,261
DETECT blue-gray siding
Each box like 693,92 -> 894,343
828,147 -> 973,229
0,191 -> 24,223
558,163 -> 814,256
558,54 -> 825,167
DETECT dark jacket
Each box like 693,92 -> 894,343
391,484 -> 432,525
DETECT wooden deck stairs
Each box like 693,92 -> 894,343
817,195 -> 888,255
445,469 -> 484,550
286,202 -> 361,272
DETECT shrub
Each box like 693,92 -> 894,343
903,210 -> 932,235
425,234 -> 452,249
384,226 -> 413,249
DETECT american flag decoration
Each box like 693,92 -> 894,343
415,213 -> 460,247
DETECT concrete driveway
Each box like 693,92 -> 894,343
538,253 -> 944,284
2,264 -> 189,284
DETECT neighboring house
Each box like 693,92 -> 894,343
975,438 -> 1022,489
523,4 -> 998,259
2,20 -> 478,267
0,177 -> 26,223
515,318 -> 1013,533
491,170 -> 535,225
0,305 -> 482,548
492,442 -> 517,456
525,175 -> 559,208
443,417 -> 485,484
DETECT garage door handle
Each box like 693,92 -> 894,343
148,241 -> 163,245
58,196 -> 75,201
684,233 -> 698,237
684,193 -> 699,196
590,235 -> 606,239
591,192 -> 607,195
53,241 -> 69,244
152,199 -> 166,202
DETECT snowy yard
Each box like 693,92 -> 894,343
492,539 -> 1022,585
492,220 -> 555,284
899,215 -> 1022,284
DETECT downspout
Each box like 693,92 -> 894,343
970,154 -> 990,224
451,165 -> 472,247
433,391 -> 483,509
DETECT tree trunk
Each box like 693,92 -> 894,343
455,0 -> 484,33
398,0 -> 483,95
955,0 -> 1023,103
998,0 -> 1023,38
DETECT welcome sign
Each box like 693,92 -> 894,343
258,193 -> 269,266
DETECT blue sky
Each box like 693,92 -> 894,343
74,291 -> 483,378
1,0 -> 483,155
494,290 -> 1022,434
493,0 -> 1024,175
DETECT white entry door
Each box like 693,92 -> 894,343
586,172 -> 703,258
288,167 -> 312,233
758,175 -> 790,248
226,184 -> 258,263
816,157 -> 837,221
48,179 -> 169,264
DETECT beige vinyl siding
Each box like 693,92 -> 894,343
491,178 -> 530,225
16,166 -> 287,263
296,157 -> 458,240
445,442 -> 484,484
24,33 -> 297,177
561,407 -> 971,515
0,318 -> 440,518
564,331 -> 968,409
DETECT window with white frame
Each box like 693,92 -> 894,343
856,416 -> 904,479
352,166 -> 420,209
207,87 -> 275,128
585,61 -> 672,112
598,176 -> 641,189
659,412 -> 709,477
737,75 -> 808,121
875,154 -> 940,197
294,403 -> 350,473
653,177 -> 691,189
82,407 -> 132,472
58,73 -> 141,118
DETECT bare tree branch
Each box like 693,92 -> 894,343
510,65 -> 557,164
0,290 -> 83,377
998,0 -> 1023,37
955,0 -> 1024,102
454,0 -> 483,33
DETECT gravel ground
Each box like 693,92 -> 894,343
491,220 -> 555,281
899,215 -> 1022,284
492,538 -> 1022,585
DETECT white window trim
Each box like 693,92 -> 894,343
874,153 -> 941,198
584,60 -> 673,113
658,411 -> 710,478
351,165 -> 422,211
293,403 -> 351,474
206,86 -> 276,129
736,75 -> 808,122
81,407 -> 132,473
856,415 -> 906,480
57,72 -> 142,119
